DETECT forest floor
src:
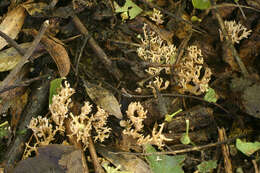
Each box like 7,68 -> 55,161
0,0 -> 260,172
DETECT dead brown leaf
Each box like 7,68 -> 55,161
0,66 -> 29,115
83,81 -> 123,119
242,83 -> 260,119
13,144 -> 86,173
0,6 -> 26,50
30,29 -> 71,77
96,144 -> 152,173
21,2 -> 49,17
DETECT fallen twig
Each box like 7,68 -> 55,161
72,15 -> 122,80
88,137 -> 105,173
75,35 -> 89,77
0,74 -> 50,94
111,135 -> 244,156
121,90 -> 230,115
0,20 -> 50,92
0,30 -> 25,55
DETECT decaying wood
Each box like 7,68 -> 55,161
3,74 -> 51,171
167,106 -> 214,133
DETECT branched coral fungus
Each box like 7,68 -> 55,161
136,24 -> 212,95
27,81 -> 111,155
174,46 -> 212,95
137,24 -> 177,76
49,81 -> 75,132
150,8 -> 164,25
220,20 -> 252,44
121,102 -> 171,149
137,24 -> 176,93
28,116 -> 55,146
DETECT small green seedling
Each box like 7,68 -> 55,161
180,119 -> 195,145
165,109 -> 183,122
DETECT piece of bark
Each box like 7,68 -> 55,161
166,106 -> 214,133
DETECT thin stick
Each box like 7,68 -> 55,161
88,137 -> 105,173
0,74 -> 50,94
208,3 -> 260,13
0,30 -> 26,55
0,20 -> 49,92
218,128 -> 232,173
174,32 -> 192,65
121,90 -> 230,115
235,1 -> 246,20
72,15 -> 122,80
111,135 -> 243,156
75,36 -> 89,76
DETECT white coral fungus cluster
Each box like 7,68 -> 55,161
49,81 -> 75,132
27,81 -> 111,151
137,24 -> 176,93
150,8 -> 164,25
137,23 -> 213,95
175,46 -> 212,95
69,104 -> 111,149
28,116 -> 55,146
220,20 -> 252,44
137,24 -> 177,76
121,102 -> 172,149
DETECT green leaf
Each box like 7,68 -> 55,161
192,0 -> 211,10
197,160 -> 217,173
114,0 -> 143,20
49,78 -> 64,105
236,139 -> 260,156
204,88 -> 217,103
144,144 -> 185,173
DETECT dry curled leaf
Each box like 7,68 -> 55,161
96,144 -> 152,173
0,6 -> 26,50
22,2 -> 49,17
30,29 -> 70,77
83,81 -> 123,119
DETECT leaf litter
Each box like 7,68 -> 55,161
0,0 -> 260,172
